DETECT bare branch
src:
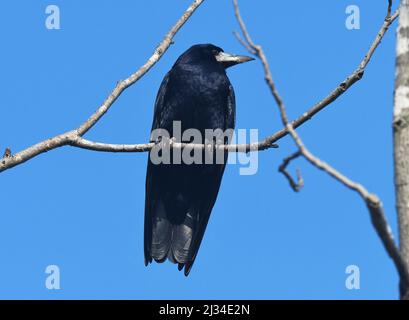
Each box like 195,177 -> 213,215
0,0 -> 399,175
233,1 -> 399,147
1,130 -> 78,173
70,137 -> 278,153
233,0 -> 409,294
0,0 -> 205,173
278,151 -> 303,192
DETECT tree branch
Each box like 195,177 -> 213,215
233,0 -> 409,296
1,0 -> 205,173
0,0 -> 399,174
393,0 -> 409,299
69,136 -> 278,153
249,7 -> 399,148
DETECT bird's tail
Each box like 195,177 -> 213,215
145,202 -> 198,275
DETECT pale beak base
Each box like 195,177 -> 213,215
215,51 -> 255,68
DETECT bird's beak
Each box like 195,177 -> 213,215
215,51 -> 255,68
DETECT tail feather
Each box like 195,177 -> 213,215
151,217 -> 172,262
168,223 -> 193,263
149,208 -> 197,272
149,200 -> 172,262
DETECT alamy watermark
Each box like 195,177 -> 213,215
45,5 -> 61,30
345,264 -> 360,290
149,121 -> 259,175
345,5 -> 360,30
45,264 -> 61,290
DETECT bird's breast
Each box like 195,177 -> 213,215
169,67 -> 231,132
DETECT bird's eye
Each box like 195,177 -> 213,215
212,49 -> 219,56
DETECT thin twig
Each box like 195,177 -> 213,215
278,151 -> 303,192
233,31 -> 256,55
387,0 -> 393,19
233,0 -> 409,294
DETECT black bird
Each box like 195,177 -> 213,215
144,44 -> 253,276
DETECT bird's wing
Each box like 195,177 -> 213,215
226,84 -> 236,130
151,71 -> 172,132
183,84 -> 236,276
144,72 -> 172,265
182,164 -> 227,275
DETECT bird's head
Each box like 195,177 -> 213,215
175,44 -> 254,69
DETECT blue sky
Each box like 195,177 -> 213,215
0,0 -> 401,299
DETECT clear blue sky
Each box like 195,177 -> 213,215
0,0 -> 401,299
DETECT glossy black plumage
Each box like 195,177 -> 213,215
144,44 -> 253,276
